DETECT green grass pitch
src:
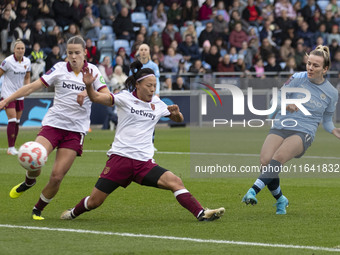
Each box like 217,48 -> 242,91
0,126 -> 340,254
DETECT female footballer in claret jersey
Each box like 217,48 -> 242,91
242,45 -> 340,214
0,39 -> 31,155
0,36 -> 111,220
60,60 -> 225,222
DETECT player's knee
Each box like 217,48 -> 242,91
260,155 -> 271,167
168,174 -> 184,191
49,174 -> 64,186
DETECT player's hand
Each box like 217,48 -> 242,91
0,99 -> 8,110
167,104 -> 180,115
82,67 -> 98,87
332,128 -> 340,139
286,104 -> 299,113
77,90 -> 88,106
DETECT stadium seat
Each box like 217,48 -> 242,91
318,0 -> 329,13
114,39 -> 130,55
279,62 -> 286,69
131,12 -> 149,31
100,25 -> 113,35
99,50 -> 113,63
97,39 -> 114,51
99,26 -> 115,40
196,25 -> 205,38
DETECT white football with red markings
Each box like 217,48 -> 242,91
18,142 -> 48,171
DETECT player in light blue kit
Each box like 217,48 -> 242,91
242,45 -> 340,214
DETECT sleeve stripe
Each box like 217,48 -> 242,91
97,85 -> 107,92
40,77 -> 49,88
110,93 -> 115,105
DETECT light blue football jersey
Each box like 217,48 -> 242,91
272,72 -> 338,139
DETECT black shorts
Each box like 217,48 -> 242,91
269,129 -> 313,158
95,165 -> 168,194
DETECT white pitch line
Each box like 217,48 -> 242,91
1,148 -> 340,160
0,224 -> 339,253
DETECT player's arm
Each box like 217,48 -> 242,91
24,71 -> 30,85
0,79 -> 44,109
168,104 -> 184,122
0,68 -> 4,77
322,111 -> 340,139
82,67 -> 113,106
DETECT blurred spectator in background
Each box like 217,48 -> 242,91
280,38 -> 295,62
198,0 -> 213,24
11,19 -> 31,54
181,0 -> 197,25
182,21 -> 197,43
29,42 -> 46,81
264,54 -> 282,74
275,0 -> 296,20
113,7 -> 134,41
85,38 -> 100,65
172,76 -> 187,90
120,0 -> 136,12
30,20 -> 49,54
242,0 -> 262,27
167,2 -> 181,27
213,10 -> 229,39
234,54 -> 246,72
98,56 -> 115,88
249,58 -> 265,78
0,8 -> 14,54
297,21 -> 314,50
217,54 -> 235,73
152,44 -> 165,65
163,47 -> 182,72
114,55 -> 129,76
71,0 -> 84,28
229,9 -> 249,31
64,23 -> 81,41
99,0 -> 118,26
45,45 -> 62,71
112,65 -> 128,89
327,24 -> 340,45
229,22 -> 248,50
162,21 -> 182,52
148,29 -> 163,51
52,0 -> 73,27
329,38 -> 339,61
116,47 -> 131,74
81,6 -> 101,41
283,56 -> 297,76
178,34 -> 200,63
198,22 -> 218,47
259,37 -> 279,62
47,25 -> 66,57
152,2 -> 167,32
205,45 -> 222,72
214,37 -> 228,57
301,0 -> 321,24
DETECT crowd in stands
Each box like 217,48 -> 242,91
1,0 -> 340,91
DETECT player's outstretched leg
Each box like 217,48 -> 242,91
9,172 -> 37,199
156,171 -> 225,221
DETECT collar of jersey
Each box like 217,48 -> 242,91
66,60 -> 88,72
